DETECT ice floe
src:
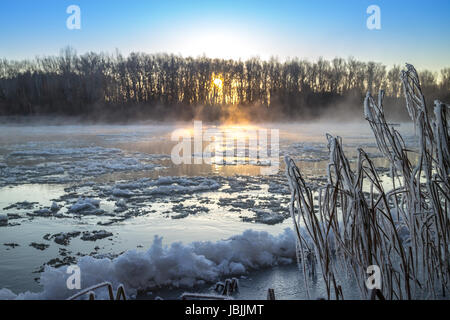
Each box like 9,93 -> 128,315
80,230 -> 113,241
29,243 -> 50,251
68,198 -> 103,215
246,210 -> 286,225
0,214 -> 8,226
0,145 -> 167,186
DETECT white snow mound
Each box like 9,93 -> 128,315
0,229 -> 296,300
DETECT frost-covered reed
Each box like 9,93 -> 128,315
285,64 -> 449,300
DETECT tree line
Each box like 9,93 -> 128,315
0,47 -> 449,121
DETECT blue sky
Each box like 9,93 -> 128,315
0,0 -> 449,70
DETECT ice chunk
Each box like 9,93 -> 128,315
80,230 -> 113,241
116,199 -> 127,208
0,214 -> 8,226
51,232 -> 81,246
51,202 -> 60,212
68,198 -> 101,213
112,188 -> 134,198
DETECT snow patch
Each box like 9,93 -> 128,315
0,229 -> 296,300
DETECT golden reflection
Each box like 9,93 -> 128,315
172,122 -> 266,170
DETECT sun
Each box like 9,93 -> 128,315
210,74 -> 224,104
213,77 -> 223,89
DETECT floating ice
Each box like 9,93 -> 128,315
112,188 -> 134,198
1,145 -> 166,186
0,229 -> 296,300
51,232 -> 81,246
250,210 -> 285,225
68,198 -> 101,214
29,242 -> 50,251
80,230 -> 113,241
0,214 -> 8,226
145,177 -> 220,195
51,202 -> 60,212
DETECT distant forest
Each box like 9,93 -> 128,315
1,47 -> 449,122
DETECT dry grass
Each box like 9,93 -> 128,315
285,64 -> 449,300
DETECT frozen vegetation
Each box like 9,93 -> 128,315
286,64 -> 449,300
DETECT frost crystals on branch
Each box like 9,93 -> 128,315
285,63 -> 449,300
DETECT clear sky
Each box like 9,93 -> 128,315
1,0 -> 449,71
